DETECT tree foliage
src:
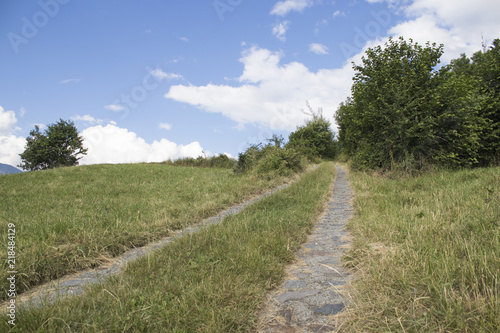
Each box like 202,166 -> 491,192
234,106 -> 338,176
286,103 -> 337,161
19,119 -> 88,171
336,37 -> 500,171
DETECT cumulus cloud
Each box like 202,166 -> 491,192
271,0 -> 314,16
309,43 -> 329,55
0,106 -> 18,135
0,106 -> 25,166
80,124 -> 203,165
165,46 -> 354,131
0,135 -> 25,167
166,0 -> 498,135
374,0 -> 500,62
273,21 -> 290,42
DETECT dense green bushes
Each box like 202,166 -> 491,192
164,154 -> 237,169
235,113 -> 338,176
286,112 -> 337,162
235,139 -> 306,176
166,110 -> 338,176
336,37 -> 500,172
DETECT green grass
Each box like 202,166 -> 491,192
340,166 -> 500,332
0,163 -> 293,299
2,162 -> 336,332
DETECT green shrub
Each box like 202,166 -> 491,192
235,144 -> 262,173
235,138 -> 305,176
286,108 -> 337,161
255,146 -> 305,176
164,155 -> 237,169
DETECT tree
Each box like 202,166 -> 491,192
19,119 -> 88,171
336,37 -> 444,170
287,103 -> 337,161
470,39 -> 500,164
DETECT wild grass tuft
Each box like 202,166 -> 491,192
340,166 -> 500,332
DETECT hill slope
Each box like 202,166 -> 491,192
0,163 -> 22,175
0,163 -> 291,299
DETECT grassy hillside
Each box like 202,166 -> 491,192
0,163 -> 292,299
341,166 -> 500,332
2,163 -> 336,332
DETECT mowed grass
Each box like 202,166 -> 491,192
340,166 -> 499,332
0,163 -> 293,299
2,162 -> 337,332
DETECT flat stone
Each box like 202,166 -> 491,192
283,280 -> 308,290
312,303 -> 345,315
306,250 -> 333,257
275,289 -> 321,303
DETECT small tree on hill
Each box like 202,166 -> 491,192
286,103 -> 337,161
19,119 -> 88,171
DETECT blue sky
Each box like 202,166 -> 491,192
1,0 -> 499,166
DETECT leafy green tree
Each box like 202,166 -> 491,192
471,39 -> 500,164
287,104 -> 337,161
19,119 -> 88,171
336,37 -> 444,170
430,65 -> 487,167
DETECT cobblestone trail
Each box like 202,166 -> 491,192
4,178 -> 299,311
258,165 -> 354,333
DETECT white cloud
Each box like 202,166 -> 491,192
273,21 -> 290,42
165,46 -> 354,131
271,0 -> 314,16
149,69 -> 184,81
0,106 -> 24,166
159,123 -> 172,131
179,37 -> 189,42
19,107 -> 26,117
0,135 -> 25,167
80,124 -> 204,165
309,43 -> 329,55
373,0 -> 500,63
71,114 -> 103,125
0,106 -> 18,135
104,104 -> 125,111
165,0 -> 499,136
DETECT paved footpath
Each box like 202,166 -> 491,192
258,165 -> 354,333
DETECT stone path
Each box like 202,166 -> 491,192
257,165 -> 354,333
3,176 -> 302,311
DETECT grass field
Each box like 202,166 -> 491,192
340,166 -> 499,332
1,162 -> 337,332
0,163 -> 293,299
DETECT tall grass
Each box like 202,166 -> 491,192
2,163 -> 337,332
0,163 -> 291,299
341,166 -> 499,332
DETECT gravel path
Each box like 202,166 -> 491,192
257,165 -> 354,333
4,177 -> 301,311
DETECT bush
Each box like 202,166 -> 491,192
286,106 -> 337,161
235,138 -> 305,176
255,146 -> 305,176
164,155 -> 237,169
